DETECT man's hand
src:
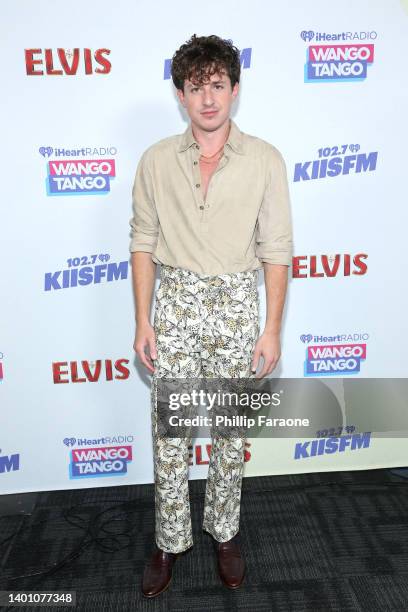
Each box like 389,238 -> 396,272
130,252 -> 157,373
251,330 -> 281,379
134,321 -> 157,373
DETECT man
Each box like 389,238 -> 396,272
129,34 -> 293,597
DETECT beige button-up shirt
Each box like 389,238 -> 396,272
129,119 -> 293,275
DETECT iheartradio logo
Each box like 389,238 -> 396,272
63,438 -> 76,447
301,30 -> 315,42
39,147 -> 53,157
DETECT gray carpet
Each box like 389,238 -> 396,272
1,469 -> 408,611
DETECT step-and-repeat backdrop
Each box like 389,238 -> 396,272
1,0 -> 408,494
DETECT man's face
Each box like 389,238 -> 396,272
176,70 -> 239,132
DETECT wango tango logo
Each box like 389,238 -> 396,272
301,32 -> 375,82
39,146 -> 116,196
304,343 -> 367,376
68,444 -> 133,478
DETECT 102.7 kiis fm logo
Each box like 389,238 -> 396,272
44,253 -> 128,291
300,29 -> 377,82
293,143 -> 378,182
39,145 -> 117,196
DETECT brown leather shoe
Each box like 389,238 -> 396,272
214,533 -> 246,589
141,545 -> 179,598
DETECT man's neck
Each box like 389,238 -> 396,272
191,118 -> 231,156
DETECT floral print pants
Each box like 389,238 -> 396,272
151,264 -> 259,553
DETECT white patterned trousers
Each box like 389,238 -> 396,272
150,264 -> 259,553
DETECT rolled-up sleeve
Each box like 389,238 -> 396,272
129,149 -> 159,253
255,147 -> 294,266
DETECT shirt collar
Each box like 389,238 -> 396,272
178,118 -> 244,155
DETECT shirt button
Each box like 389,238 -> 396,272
195,144 -> 199,149
193,161 -> 198,165
195,183 -> 200,188
199,205 -> 204,210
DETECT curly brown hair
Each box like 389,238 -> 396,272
171,34 -> 241,91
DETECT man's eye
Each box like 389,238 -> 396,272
215,85 -> 224,89
191,87 -> 199,93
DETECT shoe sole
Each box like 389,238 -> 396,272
142,575 -> 172,598
220,568 -> 246,590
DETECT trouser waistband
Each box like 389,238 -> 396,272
160,264 -> 258,287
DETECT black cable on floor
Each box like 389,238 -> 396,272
0,498 -> 138,580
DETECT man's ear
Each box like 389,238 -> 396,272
176,88 -> 185,107
232,82 -> 239,100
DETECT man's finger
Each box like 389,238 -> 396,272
255,359 -> 274,379
136,344 -> 155,373
140,351 -> 155,373
251,349 -> 261,373
266,360 -> 278,375
148,336 -> 157,361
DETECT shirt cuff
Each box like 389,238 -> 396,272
129,233 -> 158,253
256,243 -> 293,266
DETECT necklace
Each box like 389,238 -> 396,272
199,143 -> 225,159
199,143 -> 225,164
196,123 -> 230,163
199,153 -> 223,164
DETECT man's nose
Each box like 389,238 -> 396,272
202,88 -> 215,105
